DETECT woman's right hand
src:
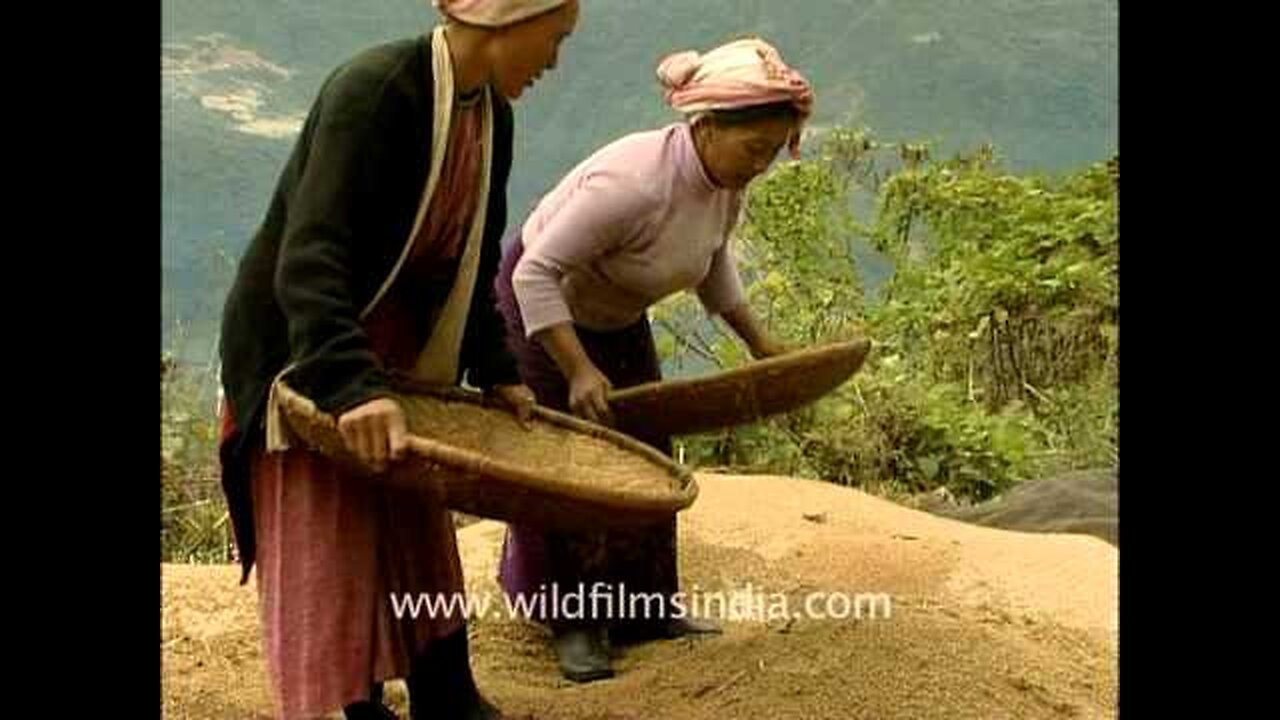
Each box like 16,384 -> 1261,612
568,363 -> 614,426
533,323 -> 616,426
337,397 -> 408,473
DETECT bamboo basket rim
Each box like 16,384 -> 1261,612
607,337 -> 872,404
275,377 -> 697,512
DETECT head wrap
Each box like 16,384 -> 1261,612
434,0 -> 569,27
657,38 -> 814,158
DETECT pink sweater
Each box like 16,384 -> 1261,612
512,123 -> 747,337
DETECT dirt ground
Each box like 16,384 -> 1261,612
162,473 -> 1117,719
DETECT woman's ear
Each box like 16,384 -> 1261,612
697,118 -> 719,145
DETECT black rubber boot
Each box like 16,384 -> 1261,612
551,622 -> 614,683
407,626 -> 504,720
344,683 -> 396,719
659,616 -> 724,638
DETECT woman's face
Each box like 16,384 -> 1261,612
487,0 -> 579,100
697,115 -> 797,190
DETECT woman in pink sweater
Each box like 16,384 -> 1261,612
493,37 -> 814,682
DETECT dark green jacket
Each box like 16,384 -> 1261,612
218,35 -> 520,582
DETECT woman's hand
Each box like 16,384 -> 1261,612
750,336 -> 790,360
490,383 -> 538,430
720,302 -> 790,361
568,363 -> 614,426
534,323 -> 616,426
336,397 -> 408,473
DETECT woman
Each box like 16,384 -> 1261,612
217,2 -> 579,718
494,37 -> 814,682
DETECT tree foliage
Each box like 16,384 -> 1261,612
654,126 -> 1117,500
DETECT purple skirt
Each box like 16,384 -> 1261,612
494,228 -> 679,632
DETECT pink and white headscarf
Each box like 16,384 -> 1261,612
657,38 -> 815,158
434,0 -> 569,27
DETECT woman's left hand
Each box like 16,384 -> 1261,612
720,303 -> 790,361
751,337 -> 790,360
490,383 -> 538,430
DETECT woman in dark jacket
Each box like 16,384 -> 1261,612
217,2 -> 579,718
